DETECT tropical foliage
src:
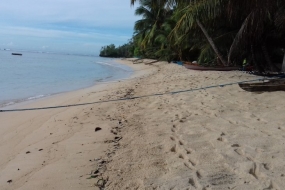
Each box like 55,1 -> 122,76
101,0 -> 285,72
99,40 -> 135,58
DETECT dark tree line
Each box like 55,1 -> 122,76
100,0 -> 285,72
99,40 -> 136,58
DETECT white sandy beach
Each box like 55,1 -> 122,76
0,60 -> 153,190
1,59 -> 285,190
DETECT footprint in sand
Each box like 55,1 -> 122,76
263,163 -> 273,170
179,154 -> 186,159
188,157 -> 199,166
249,162 -> 260,179
249,162 -> 267,180
185,148 -> 194,154
170,145 -> 177,153
196,171 -> 202,179
263,180 -> 280,190
184,162 -> 194,170
171,124 -> 178,133
189,175 -> 201,189
231,144 -> 240,147
234,148 -> 245,156
217,137 -> 228,142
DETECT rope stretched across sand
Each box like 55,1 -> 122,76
0,78 -> 267,112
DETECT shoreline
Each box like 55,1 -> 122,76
0,59 -> 142,110
0,57 -> 134,109
0,58 -> 155,190
1,59 -> 285,189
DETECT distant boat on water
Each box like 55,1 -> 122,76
11,53 -> 22,56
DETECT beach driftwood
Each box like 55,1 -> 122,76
239,78 -> 285,92
132,58 -> 144,64
145,60 -> 159,65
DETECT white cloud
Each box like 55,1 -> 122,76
0,25 -> 132,55
0,0 -> 138,27
0,26 -> 131,41
0,0 -> 139,54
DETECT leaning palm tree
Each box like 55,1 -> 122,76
171,0 -> 285,71
131,0 -> 178,7
227,0 -> 285,72
133,0 -> 172,58
170,0 -> 230,66
132,0 -> 285,71
154,15 -> 183,61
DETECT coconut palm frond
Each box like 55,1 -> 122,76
197,44 -> 215,65
130,0 -> 285,71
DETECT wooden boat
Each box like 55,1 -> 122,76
12,53 -> 22,56
238,79 -> 285,92
183,63 -> 238,71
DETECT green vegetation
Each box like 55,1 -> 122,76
99,40 -> 135,58
100,0 -> 285,72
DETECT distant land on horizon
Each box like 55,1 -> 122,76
0,48 -> 100,57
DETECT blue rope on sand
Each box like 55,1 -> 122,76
0,77 -> 278,113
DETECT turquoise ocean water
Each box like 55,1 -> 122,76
0,50 -> 132,107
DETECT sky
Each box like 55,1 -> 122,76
0,0 -> 139,55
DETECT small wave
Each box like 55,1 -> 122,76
3,101 -> 15,107
5,101 -> 15,105
97,61 -> 119,67
0,94 -> 49,108
96,61 -> 130,72
95,75 -> 113,82
27,94 -> 45,100
0,101 -> 16,108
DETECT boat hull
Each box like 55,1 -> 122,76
184,64 -> 238,71
239,79 -> 285,92
12,53 -> 22,56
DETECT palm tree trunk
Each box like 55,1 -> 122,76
282,52 -> 285,72
251,45 -> 262,73
262,45 -> 279,72
196,19 -> 228,66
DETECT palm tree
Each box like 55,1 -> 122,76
171,0 -> 285,69
131,0 -> 285,71
131,0 -> 177,7
133,0 -> 172,58
276,42 -> 285,73
227,0 -> 285,72
154,15 -> 181,61
170,0 -> 232,66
